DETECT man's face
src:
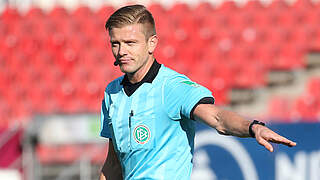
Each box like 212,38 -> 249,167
109,23 -> 155,74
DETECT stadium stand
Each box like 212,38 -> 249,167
0,0 -> 320,125
268,77 -> 320,121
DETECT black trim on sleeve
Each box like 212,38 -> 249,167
190,97 -> 215,120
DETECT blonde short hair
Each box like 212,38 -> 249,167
105,5 -> 156,40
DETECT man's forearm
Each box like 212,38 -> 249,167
213,108 -> 252,137
194,104 -> 252,137
194,104 -> 296,152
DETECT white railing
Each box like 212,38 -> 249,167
0,0 -> 303,13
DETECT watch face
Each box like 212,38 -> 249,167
253,120 -> 265,126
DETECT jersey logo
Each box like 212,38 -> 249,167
134,125 -> 150,144
180,80 -> 200,87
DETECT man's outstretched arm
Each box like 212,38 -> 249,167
100,140 -> 123,180
193,104 -> 297,152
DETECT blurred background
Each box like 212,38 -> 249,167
0,0 -> 320,179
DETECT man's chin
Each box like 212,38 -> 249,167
119,66 -> 134,74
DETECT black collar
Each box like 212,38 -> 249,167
120,60 -> 161,96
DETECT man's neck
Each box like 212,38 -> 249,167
127,57 -> 155,84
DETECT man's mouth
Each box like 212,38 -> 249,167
118,58 -> 132,64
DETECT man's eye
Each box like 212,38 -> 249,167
111,43 -> 119,47
127,42 -> 135,46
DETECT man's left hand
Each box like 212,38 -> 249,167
253,125 -> 297,152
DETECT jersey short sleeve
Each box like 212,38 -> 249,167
163,75 -> 214,120
100,95 -> 112,138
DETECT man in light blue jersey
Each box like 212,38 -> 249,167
99,5 -> 296,180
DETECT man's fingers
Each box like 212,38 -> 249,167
269,134 -> 297,147
257,138 -> 274,152
288,141 -> 297,147
255,126 -> 297,152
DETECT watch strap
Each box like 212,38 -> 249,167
249,120 -> 265,138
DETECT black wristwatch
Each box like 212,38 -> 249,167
249,120 -> 265,138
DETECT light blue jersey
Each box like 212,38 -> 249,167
100,65 -> 214,180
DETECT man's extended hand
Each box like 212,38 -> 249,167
253,124 -> 297,152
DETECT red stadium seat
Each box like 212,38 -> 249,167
36,145 -> 55,164
307,78 -> 320,97
252,12 -> 273,29
230,11 -> 251,29
267,0 -> 289,12
292,0 -> 315,11
90,144 -> 108,164
265,26 -> 291,45
0,6 -> 20,21
0,93 -> 14,127
193,2 -> 214,25
231,59 -> 267,88
205,65 -> 232,105
289,26 -> 313,46
96,5 -> 115,21
279,44 -> 306,69
49,6 -> 69,20
27,79 -> 58,114
268,97 -> 292,121
25,7 -> 45,19
58,145 -> 78,163
255,43 -> 278,70
194,2 -> 214,14
265,0 -> 289,26
212,10 -> 234,28
49,10 -> 71,34
168,3 -> 191,17
2,33 -> 20,55
304,10 -> 320,27
4,82 -> 33,123
148,3 -> 168,33
217,1 -> 238,13
19,35 -> 42,56
258,41 -> 306,71
292,94 -> 319,121
148,3 -> 166,15
45,32 -> 68,53
277,8 -> 298,27
309,25 -> 320,51
72,6 -> 93,19
189,61 -> 230,105
242,0 -> 264,12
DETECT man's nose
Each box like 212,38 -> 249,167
118,44 -> 127,56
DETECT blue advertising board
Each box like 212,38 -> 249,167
191,123 -> 320,180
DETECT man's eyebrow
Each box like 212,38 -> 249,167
110,39 -> 138,43
110,40 -> 118,43
124,39 -> 138,43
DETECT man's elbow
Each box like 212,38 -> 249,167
215,126 -> 230,136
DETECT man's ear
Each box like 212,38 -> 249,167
148,35 -> 158,54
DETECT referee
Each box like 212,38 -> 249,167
99,5 -> 296,180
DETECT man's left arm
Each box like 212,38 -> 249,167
193,104 -> 297,152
